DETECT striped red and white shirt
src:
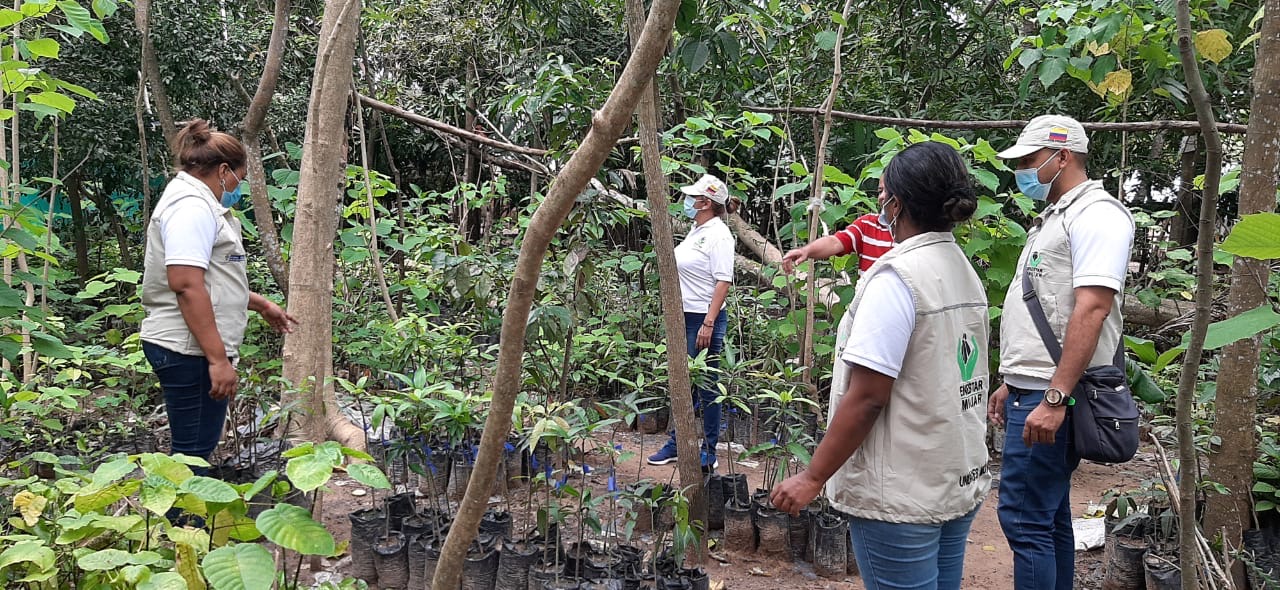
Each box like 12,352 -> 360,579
834,213 -> 893,272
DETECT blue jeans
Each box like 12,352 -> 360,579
143,341 -> 230,476
848,504 -> 982,590
660,310 -> 727,454
997,387 -> 1080,590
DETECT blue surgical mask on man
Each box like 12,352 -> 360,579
683,196 -> 700,219
1014,149 -> 1064,201
221,169 -> 244,208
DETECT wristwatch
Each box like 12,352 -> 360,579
1043,387 -> 1072,407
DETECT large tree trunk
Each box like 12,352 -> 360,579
624,0 -> 706,562
133,0 -> 177,154
430,2 -> 682,588
279,0 -> 364,450
1174,1 -> 1224,586
241,0 -> 292,296
1205,2 -> 1280,586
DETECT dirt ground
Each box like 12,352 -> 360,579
310,427 -> 1157,590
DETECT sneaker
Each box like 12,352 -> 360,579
700,451 -> 718,472
647,445 -> 678,465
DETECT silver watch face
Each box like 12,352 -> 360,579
1045,389 -> 1064,405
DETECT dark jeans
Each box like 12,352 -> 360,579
660,310 -> 727,455
143,341 -> 230,476
997,387 -> 1080,590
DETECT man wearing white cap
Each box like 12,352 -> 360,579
987,115 -> 1135,589
648,173 -> 741,471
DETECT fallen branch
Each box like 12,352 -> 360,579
359,94 -> 551,157
745,106 -> 1249,134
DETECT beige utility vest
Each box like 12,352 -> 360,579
828,232 -> 991,524
1000,180 -> 1132,382
140,172 -> 250,359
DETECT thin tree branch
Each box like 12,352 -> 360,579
746,106 -> 1250,134
359,94 -> 551,156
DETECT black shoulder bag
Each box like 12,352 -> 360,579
1022,271 -> 1139,463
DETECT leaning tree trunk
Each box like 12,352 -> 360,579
133,0 -> 177,154
241,0 -> 293,296
279,0 -> 364,449
430,2 -> 682,588
1205,2 -> 1280,586
1174,1 -> 1224,587
624,0 -> 705,562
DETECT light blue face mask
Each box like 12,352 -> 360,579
1014,150 -> 1064,201
221,169 -> 244,208
683,196 -> 699,219
878,196 -> 899,242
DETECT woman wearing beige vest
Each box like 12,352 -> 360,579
140,120 -> 296,474
772,142 -> 990,590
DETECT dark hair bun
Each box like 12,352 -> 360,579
181,119 -> 212,144
942,185 -> 977,222
725,196 -> 742,216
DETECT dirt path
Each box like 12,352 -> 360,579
315,427 -> 1157,589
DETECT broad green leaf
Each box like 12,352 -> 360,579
340,447 -> 375,462
1038,57 -> 1066,88
1194,29 -> 1232,64
140,476 -> 178,515
814,30 -> 837,51
170,454 -> 212,468
24,38 -> 59,59
286,451 -> 334,492
347,463 -> 391,490
27,91 -> 76,114
141,453 -> 195,484
0,8 -> 22,26
1183,304 -> 1280,351
139,572 -> 188,590
77,548 -> 161,571
1220,213 -> 1280,260
243,470 -> 278,501
179,476 -> 239,504
1123,336 -> 1157,364
773,181 -> 808,197
255,504 -> 335,556
31,332 -> 74,358
56,1 -> 108,43
90,0 -> 117,19
167,526 -> 211,554
74,480 -> 139,513
0,540 -> 54,571
823,165 -> 856,185
202,544 -> 274,590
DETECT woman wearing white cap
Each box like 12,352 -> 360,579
647,173 -> 741,470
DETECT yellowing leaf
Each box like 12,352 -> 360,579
176,543 -> 206,590
1195,29 -> 1233,64
1085,80 -> 1106,98
13,491 -> 47,527
1098,69 -> 1133,97
1085,40 -> 1111,56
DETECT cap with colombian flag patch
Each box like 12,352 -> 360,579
997,115 -> 1089,159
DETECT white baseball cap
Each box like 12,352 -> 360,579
679,174 -> 730,204
996,115 -> 1089,159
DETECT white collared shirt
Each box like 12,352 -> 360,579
674,217 -> 735,313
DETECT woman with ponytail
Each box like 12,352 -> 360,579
771,142 -> 989,590
140,119 -> 296,474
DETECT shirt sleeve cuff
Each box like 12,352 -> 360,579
165,257 -> 211,269
840,354 -> 900,379
712,272 -> 734,282
834,230 -> 855,254
1071,274 -> 1123,291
